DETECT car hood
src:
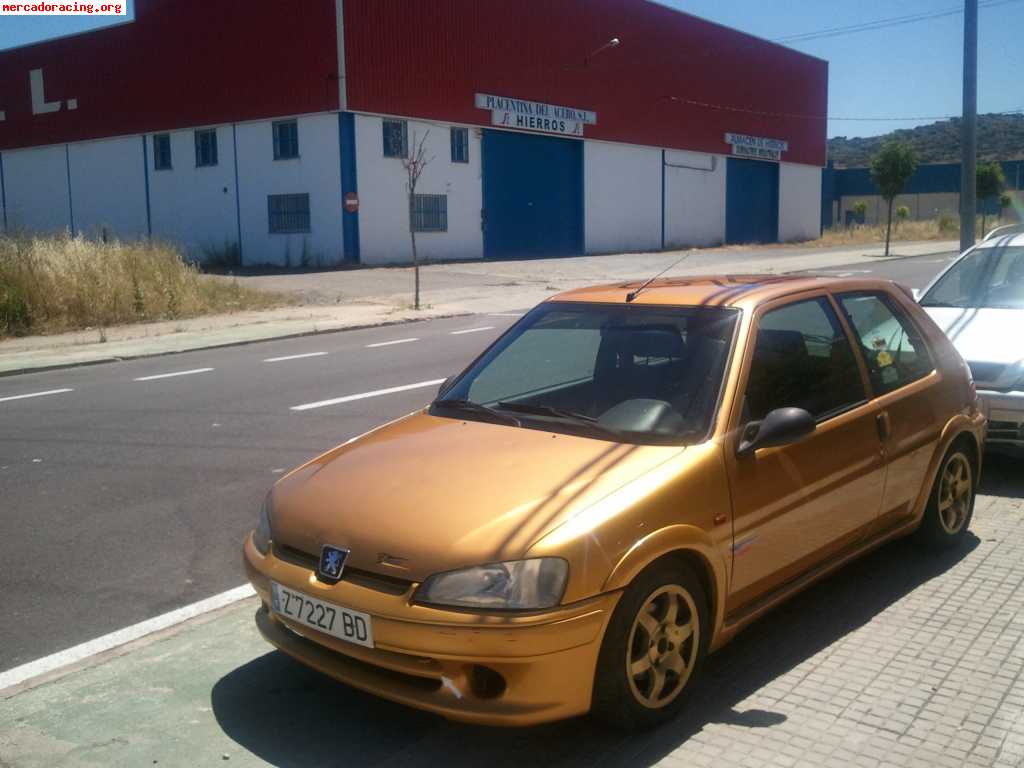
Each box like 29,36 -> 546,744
270,411 -> 683,582
922,306 -> 1024,384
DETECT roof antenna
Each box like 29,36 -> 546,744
625,251 -> 694,303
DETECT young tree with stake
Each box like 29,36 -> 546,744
976,162 -> 1006,238
870,140 -> 918,257
402,130 -> 432,310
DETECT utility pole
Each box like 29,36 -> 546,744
959,0 -> 978,252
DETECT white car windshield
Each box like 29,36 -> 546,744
921,245 -> 1024,310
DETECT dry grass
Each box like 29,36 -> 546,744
0,233 -> 291,337
807,215 -> 1005,248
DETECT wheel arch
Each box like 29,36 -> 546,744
602,525 -> 728,649
911,414 -> 985,525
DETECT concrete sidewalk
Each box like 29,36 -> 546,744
1,452 -> 1021,768
0,239 -> 957,376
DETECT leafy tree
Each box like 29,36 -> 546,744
870,141 -> 918,256
976,162 -> 1007,236
896,205 -> 910,225
999,193 -> 1013,221
851,201 -> 867,225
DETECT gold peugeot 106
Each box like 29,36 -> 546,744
243,275 -> 985,729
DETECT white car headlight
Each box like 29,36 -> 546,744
253,493 -> 272,555
414,558 -> 568,610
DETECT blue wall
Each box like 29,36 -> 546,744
822,159 -> 1023,226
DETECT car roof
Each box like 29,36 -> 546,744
974,231 -> 1024,249
549,274 -> 901,310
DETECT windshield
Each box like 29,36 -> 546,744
921,245 -> 1024,309
434,302 -> 739,445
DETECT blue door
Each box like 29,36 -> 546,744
482,130 -> 583,259
726,158 -> 779,244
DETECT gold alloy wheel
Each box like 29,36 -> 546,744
625,584 -> 699,709
938,452 -> 973,535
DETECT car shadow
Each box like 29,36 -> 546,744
211,532 -> 979,768
981,448 -> 1024,499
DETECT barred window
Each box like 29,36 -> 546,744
195,128 -> 218,167
450,127 -> 469,163
273,120 -> 299,160
153,133 -> 172,171
382,119 -> 408,158
412,194 -> 447,232
268,193 -> 311,234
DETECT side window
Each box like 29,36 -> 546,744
273,120 -> 299,160
382,120 -> 408,158
153,133 -> 172,171
836,292 -> 933,395
194,128 -> 218,167
744,297 -> 866,422
450,127 -> 469,163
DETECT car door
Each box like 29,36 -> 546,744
723,293 -> 887,613
835,291 -> 943,532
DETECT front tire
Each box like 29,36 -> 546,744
591,560 -> 708,730
917,443 -> 976,549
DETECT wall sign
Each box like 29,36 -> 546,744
344,192 -> 359,213
724,132 -> 788,162
475,93 -> 596,137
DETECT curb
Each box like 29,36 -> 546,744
0,311 -> 474,379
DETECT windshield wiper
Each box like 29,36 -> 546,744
496,401 -> 597,422
919,301 -> 965,308
431,398 -> 521,426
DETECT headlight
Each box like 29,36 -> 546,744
253,493 -> 272,555
414,558 -> 568,610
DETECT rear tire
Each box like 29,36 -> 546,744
591,559 -> 708,730
917,442 -> 976,550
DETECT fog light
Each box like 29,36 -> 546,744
469,665 -> 507,699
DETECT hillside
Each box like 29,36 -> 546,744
828,113 -> 1024,168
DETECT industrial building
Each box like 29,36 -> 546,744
0,0 -> 828,267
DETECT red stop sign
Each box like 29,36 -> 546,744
344,192 -> 359,213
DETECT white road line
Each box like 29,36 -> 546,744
290,378 -> 445,412
487,313 -> 523,317
450,326 -> 495,335
133,368 -> 214,382
263,352 -> 328,363
0,388 -> 73,404
365,338 -> 419,348
0,584 -> 255,692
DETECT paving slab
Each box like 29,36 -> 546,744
2,451 -> 1020,768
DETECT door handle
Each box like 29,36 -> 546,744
876,412 -> 891,441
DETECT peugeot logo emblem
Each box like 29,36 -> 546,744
317,544 -> 349,583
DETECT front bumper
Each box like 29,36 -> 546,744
243,534 -> 620,726
979,389 -> 1024,446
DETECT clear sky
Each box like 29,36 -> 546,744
1,0 -> 1021,139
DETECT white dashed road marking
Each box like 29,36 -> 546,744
365,338 -> 419,348
450,326 -> 495,335
0,388 -> 74,404
133,368 -> 214,382
290,378 -> 446,411
263,352 -> 328,363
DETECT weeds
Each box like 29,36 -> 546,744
0,233 -> 289,337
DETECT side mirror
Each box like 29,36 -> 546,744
737,407 -> 815,457
911,288 -> 922,301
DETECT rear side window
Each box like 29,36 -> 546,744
836,292 -> 933,395
744,297 -> 866,422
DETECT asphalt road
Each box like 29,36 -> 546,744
0,251 -> 962,672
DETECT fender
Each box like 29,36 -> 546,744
602,524 -> 730,649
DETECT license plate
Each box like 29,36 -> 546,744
270,581 -> 374,648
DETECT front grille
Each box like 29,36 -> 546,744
274,543 -> 412,596
987,420 -> 1024,442
968,361 -> 1005,384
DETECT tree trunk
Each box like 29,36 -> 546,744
408,191 -> 420,310
884,198 -> 894,257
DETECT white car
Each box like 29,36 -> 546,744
918,226 -> 1024,447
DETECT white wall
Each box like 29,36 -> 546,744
778,162 -> 821,242
584,141 -> 661,254
355,114 -> 482,265
664,150 -> 726,248
235,114 -> 344,267
68,135 -> 149,239
147,125 -> 238,261
3,144 -> 72,234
